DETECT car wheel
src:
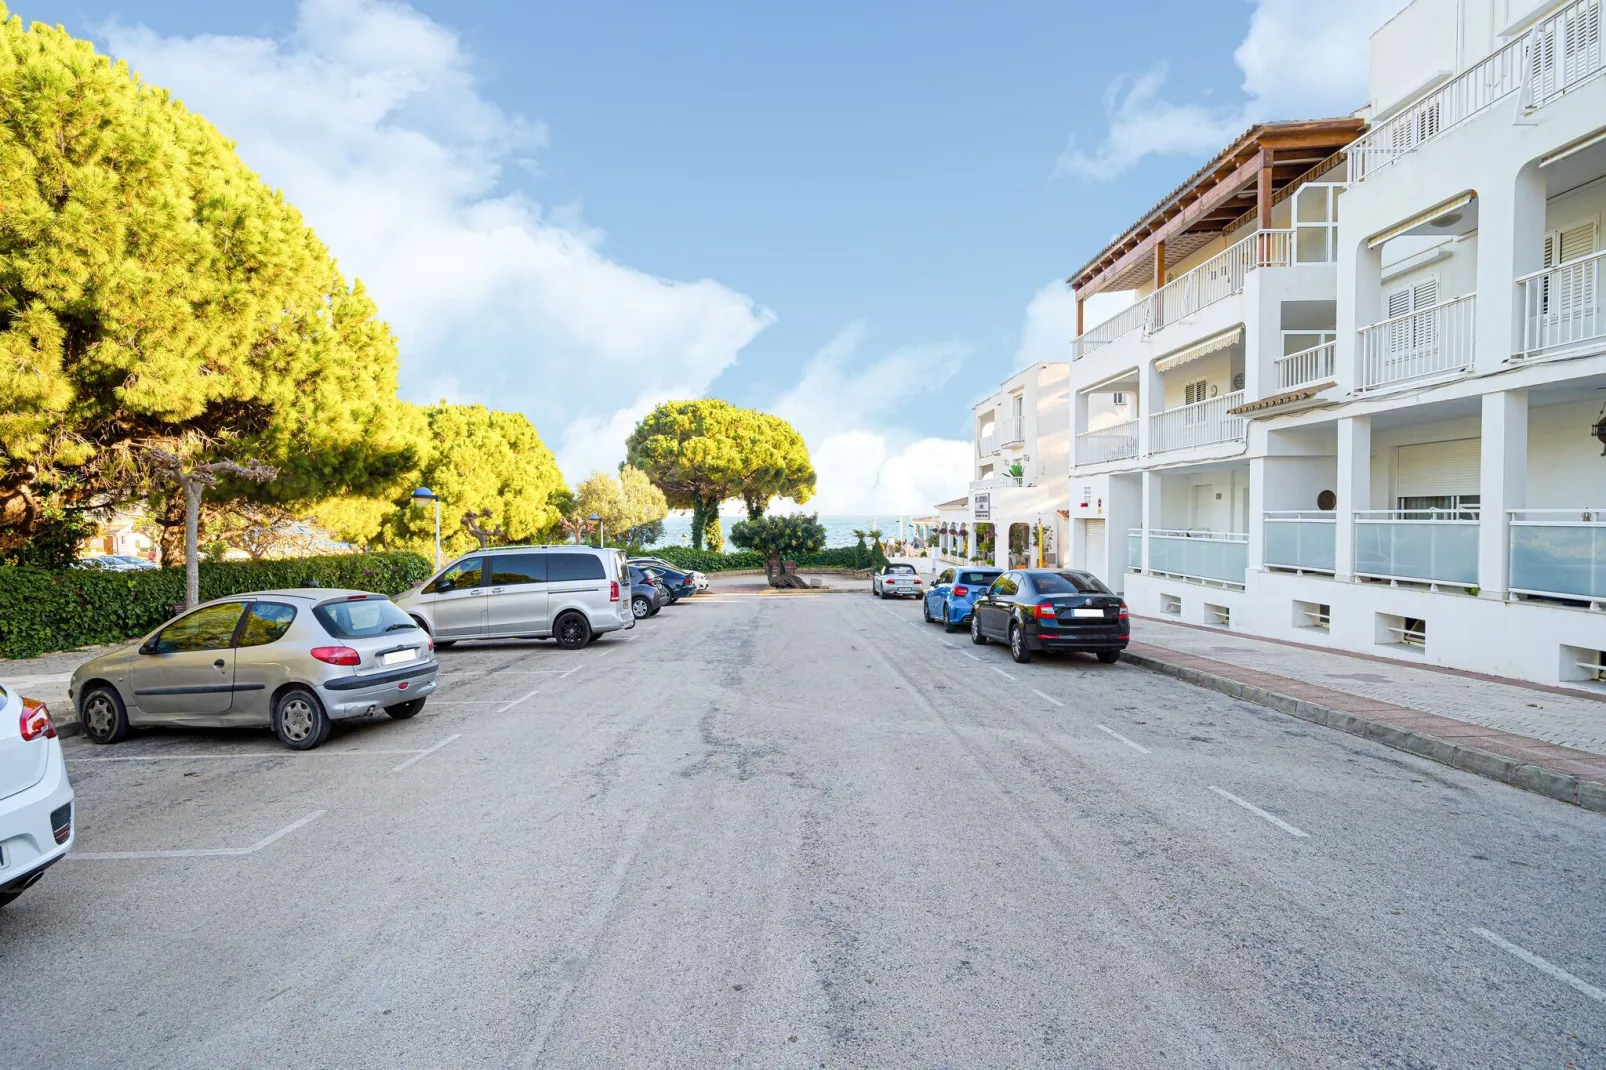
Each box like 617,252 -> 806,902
387,698 -> 426,719
80,685 -> 130,745
970,612 -> 988,645
922,600 -> 932,623
1097,650 -> 1122,664
554,612 -> 591,651
632,595 -> 652,619
1009,622 -> 1033,664
943,608 -> 959,634
274,688 -> 332,750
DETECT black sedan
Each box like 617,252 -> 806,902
969,569 -> 1128,664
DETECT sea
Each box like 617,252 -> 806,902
652,513 -> 923,549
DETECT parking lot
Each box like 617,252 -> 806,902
4,586 -> 1604,1068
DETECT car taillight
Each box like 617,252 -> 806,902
310,646 -> 361,666
1034,602 -> 1057,620
952,585 -> 968,597
610,580 -> 620,602
426,636 -> 435,653
913,578 -> 921,584
19,698 -> 56,741
1119,602 -> 1129,620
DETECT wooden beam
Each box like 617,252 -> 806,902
1154,240 -> 1166,290
1257,149 -> 1273,230
1076,297 -> 1084,337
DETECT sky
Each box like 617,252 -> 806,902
24,0 -> 1406,513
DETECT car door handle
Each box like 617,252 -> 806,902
491,587 -> 505,593
213,658 -> 226,669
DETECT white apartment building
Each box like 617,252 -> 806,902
938,362 -> 1071,569
1065,0 -> 1606,689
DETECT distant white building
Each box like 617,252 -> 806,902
1064,0 -> 1606,689
958,362 -> 1071,569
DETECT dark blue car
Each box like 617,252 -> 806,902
923,566 -> 1003,632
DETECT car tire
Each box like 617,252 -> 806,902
1096,650 -> 1122,664
387,698 -> 426,719
1009,622 -> 1033,664
970,612 -> 988,645
273,687 -> 332,750
554,612 -> 591,651
943,609 -> 959,634
632,595 -> 652,619
922,600 -> 932,623
79,684 -> 131,745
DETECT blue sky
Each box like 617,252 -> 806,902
24,0 -> 1399,511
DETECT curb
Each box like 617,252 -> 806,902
1119,649 -> 1606,815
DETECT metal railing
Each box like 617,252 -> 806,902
1509,508 -> 1606,602
1263,512 -> 1337,573
1147,529 -> 1249,588
1150,391 -> 1246,453
1075,419 -> 1139,465
1348,0 -> 1605,181
1275,340 -> 1336,391
970,475 -> 1024,490
1356,293 -> 1476,392
1354,508 -> 1480,586
1001,416 -> 1026,446
1072,230 -> 1293,359
979,433 -> 997,455
1519,248 -> 1604,359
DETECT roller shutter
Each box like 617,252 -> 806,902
1395,439 -> 1480,498
1083,519 -> 1107,580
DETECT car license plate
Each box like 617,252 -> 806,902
1073,608 -> 1105,618
380,649 -> 418,666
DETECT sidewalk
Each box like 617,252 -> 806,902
1126,617 -> 1606,813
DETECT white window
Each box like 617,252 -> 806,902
1540,218 -> 1598,324
1529,5 -> 1601,100
1293,183 -> 1343,263
1395,438 -> 1480,518
1282,331 -> 1336,356
1384,277 -> 1440,366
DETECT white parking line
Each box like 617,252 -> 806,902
391,733 -> 461,773
991,666 -> 1015,681
1031,689 -> 1065,708
496,687 -> 543,713
596,649 -> 612,658
1208,786 -> 1309,838
73,811 -> 325,860
561,664 -> 587,679
962,651 -> 981,662
1473,928 -> 1606,1002
1095,723 -> 1150,754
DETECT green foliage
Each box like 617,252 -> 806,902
572,464 -> 668,548
0,505 -> 95,569
729,513 -> 827,578
644,546 -> 765,573
735,413 -> 816,520
0,552 -> 432,658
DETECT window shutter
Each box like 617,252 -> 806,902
1411,278 -> 1438,309
1396,439 -> 1481,498
1387,287 -> 1412,318
1558,221 -> 1596,264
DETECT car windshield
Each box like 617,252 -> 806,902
1031,571 -> 1112,595
314,598 -> 419,639
959,571 -> 998,584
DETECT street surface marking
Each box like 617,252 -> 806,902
1095,723 -> 1150,754
992,666 -> 1016,681
1472,928 -> 1606,1002
622,634 -> 637,642
962,651 -> 981,662
1032,689 -> 1065,708
596,649 -> 612,657
391,733 -> 461,773
496,688 -> 543,713
561,664 -> 587,679
1208,786 -> 1309,838
73,811 -> 325,860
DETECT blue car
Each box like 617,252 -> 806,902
923,566 -> 1004,632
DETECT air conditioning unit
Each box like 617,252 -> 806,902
1231,372 -> 1245,391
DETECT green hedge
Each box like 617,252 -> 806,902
644,544 -> 875,572
0,552 -> 433,659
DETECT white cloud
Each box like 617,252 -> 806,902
1055,0 -> 1409,180
1011,282 -> 1136,367
101,0 -> 773,480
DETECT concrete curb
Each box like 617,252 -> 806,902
1119,649 -> 1606,816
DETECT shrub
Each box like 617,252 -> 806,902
644,546 -> 765,573
0,552 -> 433,659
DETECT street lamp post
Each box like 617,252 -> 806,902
412,486 -> 441,569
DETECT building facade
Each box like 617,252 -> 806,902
1065,0 -> 1606,689
960,362 -> 1071,570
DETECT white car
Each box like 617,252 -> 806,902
0,683 -> 74,907
872,563 -> 923,599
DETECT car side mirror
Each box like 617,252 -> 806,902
435,579 -> 454,592
138,640 -> 158,655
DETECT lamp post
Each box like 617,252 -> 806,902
412,486 -> 441,568
589,513 -> 603,548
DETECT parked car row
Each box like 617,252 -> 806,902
912,564 -> 1130,664
72,554 -> 157,571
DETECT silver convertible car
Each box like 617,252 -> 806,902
69,589 -> 438,751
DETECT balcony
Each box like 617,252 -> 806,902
970,475 -> 1023,491
1354,509 -> 1479,586
1510,509 -> 1606,603
1263,512 -> 1337,573
979,433 -> 997,455
1348,0 -> 1606,182
1000,417 -> 1026,447
1150,391 -> 1246,454
1146,529 -> 1248,588
1519,249 -> 1604,361
1073,230 -> 1293,359
1275,340 -> 1336,391
1075,419 -> 1139,465
1356,293 -> 1476,392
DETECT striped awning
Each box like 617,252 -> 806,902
1155,326 -> 1243,373
1366,192 -> 1474,249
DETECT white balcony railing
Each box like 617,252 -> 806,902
1275,341 -> 1336,391
1073,230 -> 1294,359
1127,528 -> 1142,572
970,475 -> 1024,491
1356,293 -> 1476,392
1263,512 -> 1337,573
979,433 -> 997,455
1355,509 -> 1480,586
1150,391 -> 1246,454
1076,419 -> 1139,465
1510,509 -> 1606,602
1001,417 -> 1026,446
1519,249 -> 1605,359
1348,0 -> 1605,182
1147,529 -> 1249,588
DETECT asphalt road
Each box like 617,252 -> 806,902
4,587 -> 1604,1069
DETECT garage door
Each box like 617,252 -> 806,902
1083,519 -> 1107,581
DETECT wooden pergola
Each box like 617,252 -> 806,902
1067,118 -> 1364,334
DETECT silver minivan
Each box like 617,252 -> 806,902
395,545 -> 635,650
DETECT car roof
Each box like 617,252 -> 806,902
193,588 -> 386,606
471,544 -> 617,554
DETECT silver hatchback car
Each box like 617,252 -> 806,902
69,589 -> 438,750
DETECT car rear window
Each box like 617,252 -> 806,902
1031,571 -> 1112,595
547,553 -> 606,581
314,598 -> 420,639
886,564 -> 916,574
959,571 -> 999,584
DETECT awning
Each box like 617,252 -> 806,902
1155,326 -> 1243,373
1367,192 -> 1474,249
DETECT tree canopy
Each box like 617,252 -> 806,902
572,465 -> 668,549
735,413 -> 816,520
729,513 -> 827,584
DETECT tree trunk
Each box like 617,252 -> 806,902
690,494 -> 706,551
744,493 -> 765,521
183,479 -> 202,609
701,509 -> 723,553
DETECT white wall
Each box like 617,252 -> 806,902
1528,397 -> 1606,508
